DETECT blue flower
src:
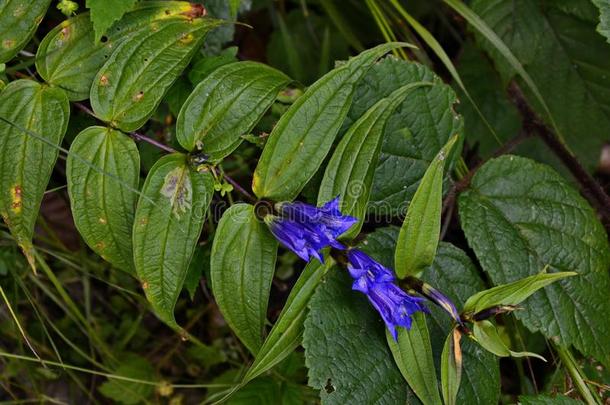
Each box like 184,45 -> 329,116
347,249 -> 428,340
264,197 -> 357,262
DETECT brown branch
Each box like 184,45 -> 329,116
507,83 -> 610,228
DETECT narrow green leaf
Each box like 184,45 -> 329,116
473,320 -> 546,361
387,313 -> 442,405
133,154 -> 213,326
67,126 -> 140,273
86,0 -> 137,43
0,0 -> 51,63
90,16 -> 223,132
395,134 -> 458,278
0,80 -> 69,271
243,259 -> 331,384
210,204 -> 278,354
176,61 -> 290,157
440,329 -> 463,405
463,271 -> 576,314
36,2 -> 196,101
252,42 -> 412,201
318,82 -> 432,240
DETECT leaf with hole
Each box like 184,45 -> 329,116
0,0 -> 51,63
133,154 -> 213,326
90,15 -> 223,131
210,203 -> 278,354
36,2 -> 196,101
0,80 -> 69,271
176,61 -> 290,158
67,126 -> 140,273
252,42 -> 411,201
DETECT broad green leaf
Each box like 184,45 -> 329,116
520,394 -> 582,405
593,0 -> 610,42
210,203 -> 278,354
463,271 -> 576,314
303,269 -> 416,404
473,320 -> 546,361
187,46 -> 238,84
387,313 -> 442,405
252,42 -> 410,201
0,80 -> 69,271
459,155 -> 610,366
243,259 -> 331,384
395,135 -> 458,278
98,354 -> 155,404
440,329 -> 462,405
420,242 -> 500,405
90,16 -> 223,132
0,0 -> 51,63
176,62 -> 290,157
66,126 -> 140,273
36,2 -> 195,101
86,0 -> 138,43
469,0 -> 610,171
318,82 -> 432,240
344,57 -> 463,215
133,154 -> 213,326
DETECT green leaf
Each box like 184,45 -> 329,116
86,0 -> 137,43
440,330 -> 462,405
593,0 -> 610,43
98,354 -> 154,404
252,42 -> 410,201
133,154 -> 213,326
420,243 -> 500,405
469,0 -> 610,171
187,46 -> 238,84
387,313 -> 442,405
472,320 -> 546,361
519,394 -> 582,405
66,126 -> 140,273
318,82 -> 432,240
0,80 -> 69,271
176,61 -> 290,157
36,2 -> 196,101
345,57 -> 463,215
303,269 -> 415,404
459,155 -> 610,366
395,135 -> 458,278
243,260 -> 331,384
90,16 -> 223,132
210,203 -> 278,354
463,271 -> 576,314
0,0 -> 51,63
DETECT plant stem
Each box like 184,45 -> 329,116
554,343 -> 602,405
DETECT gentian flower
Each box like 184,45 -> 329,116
347,249 -> 428,340
404,276 -> 463,326
264,197 -> 357,262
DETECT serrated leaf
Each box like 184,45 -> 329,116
176,61 -> 290,158
66,126 -> 140,273
473,320 -> 546,361
252,42 -> 410,201
395,135 -> 458,278
0,80 -> 69,271
36,2 -> 195,101
303,269 -> 415,404
470,0 -> 610,171
318,82 -> 432,240
243,259 -> 331,385
387,313 -> 442,405
440,329 -> 462,405
133,154 -> 213,326
90,16 -> 223,132
463,271 -> 576,314
459,155 -> 610,366
211,203 -> 278,354
0,0 -> 51,63
345,57 -> 463,215
86,0 -> 138,43
98,354 -> 154,404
